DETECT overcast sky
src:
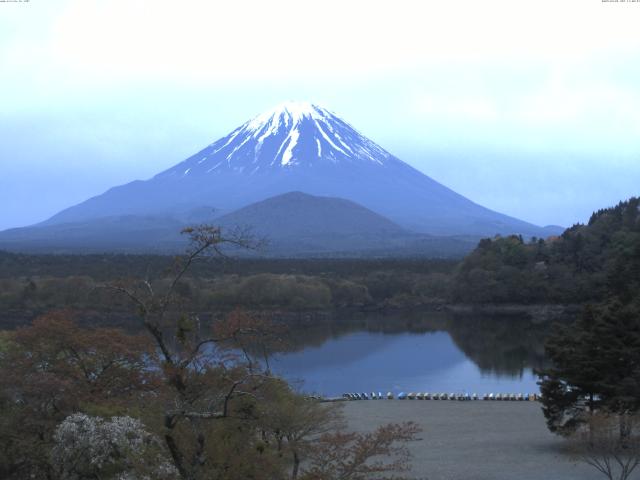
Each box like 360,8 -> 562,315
1,0 -> 639,230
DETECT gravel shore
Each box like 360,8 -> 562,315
342,400 -> 601,480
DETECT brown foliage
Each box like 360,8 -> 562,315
0,310 -> 157,479
6,310 -> 156,404
301,422 -> 422,480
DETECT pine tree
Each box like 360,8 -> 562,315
538,302 -> 640,436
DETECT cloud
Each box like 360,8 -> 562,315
401,58 -> 640,156
4,0 -> 640,87
1,0 -> 639,230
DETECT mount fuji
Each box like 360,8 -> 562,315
1,101 -> 561,254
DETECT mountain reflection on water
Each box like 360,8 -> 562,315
268,312 -> 548,397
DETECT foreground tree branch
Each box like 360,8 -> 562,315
300,421 -> 422,480
103,225 -> 278,480
568,413 -> 640,480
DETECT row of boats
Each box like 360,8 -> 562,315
343,392 -> 539,401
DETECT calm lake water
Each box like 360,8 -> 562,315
269,314 -> 546,397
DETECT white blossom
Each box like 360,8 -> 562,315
52,413 -> 177,480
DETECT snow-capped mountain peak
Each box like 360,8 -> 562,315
159,101 -> 393,177
245,101 -> 328,131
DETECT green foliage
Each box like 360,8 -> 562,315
453,197 -> 640,305
0,256 -> 459,320
0,252 -> 457,281
324,278 -> 372,307
538,301 -> 640,436
208,274 -> 333,309
0,331 -> 12,353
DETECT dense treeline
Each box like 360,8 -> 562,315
532,199 -> 640,469
0,258 -> 456,318
452,197 -> 640,305
0,252 -> 456,280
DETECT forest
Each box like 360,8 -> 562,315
452,197 -> 640,305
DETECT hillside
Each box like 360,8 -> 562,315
217,191 -> 407,238
451,197 -> 640,304
0,192 -> 477,257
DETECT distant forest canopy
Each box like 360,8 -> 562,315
0,254 -> 457,317
0,197 -> 637,315
0,254 -> 456,280
452,197 -> 640,305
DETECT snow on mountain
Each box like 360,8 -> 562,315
157,101 -> 392,177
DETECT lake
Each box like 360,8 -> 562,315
269,313 -> 547,397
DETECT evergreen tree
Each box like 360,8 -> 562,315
538,301 -> 640,436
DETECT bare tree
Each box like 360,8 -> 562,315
300,421 -> 421,480
256,384 -> 344,480
568,412 -> 640,480
104,225 -> 273,479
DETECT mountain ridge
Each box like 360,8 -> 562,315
0,192 -> 478,257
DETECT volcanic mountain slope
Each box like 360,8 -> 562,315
217,191 -> 407,239
0,215 -> 186,253
40,101 -> 561,238
0,192 -> 477,256
216,191 -> 412,255
214,192 -> 479,256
